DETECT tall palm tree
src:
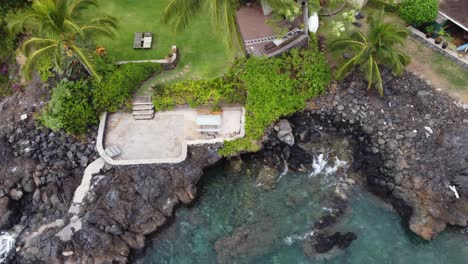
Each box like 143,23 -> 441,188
162,0 -> 300,52
7,0 -> 117,81
330,10 -> 410,95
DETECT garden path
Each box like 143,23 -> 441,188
137,64 -> 192,96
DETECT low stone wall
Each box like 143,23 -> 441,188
408,26 -> 468,71
115,45 -> 178,70
266,34 -> 309,58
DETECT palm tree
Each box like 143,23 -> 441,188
162,0 -> 300,52
7,0 -> 117,81
330,10 -> 410,95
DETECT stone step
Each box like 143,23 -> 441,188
133,104 -> 154,111
105,146 -> 121,158
134,114 -> 154,120
133,110 -> 155,116
133,102 -> 153,106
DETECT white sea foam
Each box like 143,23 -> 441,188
277,161 -> 289,182
283,230 -> 315,245
309,154 -> 348,178
0,232 -> 16,263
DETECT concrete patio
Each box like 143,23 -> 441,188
97,106 -> 245,165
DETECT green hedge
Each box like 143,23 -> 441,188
92,63 -> 162,113
40,80 -> 97,134
153,48 -> 332,156
40,63 -> 162,134
399,0 -> 438,26
153,76 -> 245,111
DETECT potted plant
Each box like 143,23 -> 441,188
442,35 -> 453,49
425,25 -> 434,38
434,29 -> 445,44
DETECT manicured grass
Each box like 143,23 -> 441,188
89,0 -> 234,81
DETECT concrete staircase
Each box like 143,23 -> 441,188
133,96 -> 154,120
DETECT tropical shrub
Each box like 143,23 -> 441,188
154,48 -> 331,156
40,80 -> 97,134
241,48 -> 331,138
222,48 -> 331,155
153,77 -> 245,111
218,138 -> 262,156
92,63 -> 162,113
399,0 -> 438,26
330,10 -> 410,95
7,0 -> 117,81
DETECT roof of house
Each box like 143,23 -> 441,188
439,0 -> 468,31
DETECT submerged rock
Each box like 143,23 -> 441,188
256,165 -> 279,190
214,220 -> 277,263
313,232 -> 358,253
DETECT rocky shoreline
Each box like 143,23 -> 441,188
256,70 -> 468,241
0,70 -> 467,263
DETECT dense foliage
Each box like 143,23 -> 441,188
153,77 -> 245,111
240,48 -> 331,139
399,0 -> 438,26
154,48 -> 331,156
40,63 -> 161,134
0,0 -> 29,98
7,0 -> 117,81
330,10 -> 409,95
93,63 -> 162,113
40,80 -> 97,134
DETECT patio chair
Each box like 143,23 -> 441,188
133,32 -> 143,49
142,32 -> 153,49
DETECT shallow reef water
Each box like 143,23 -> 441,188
142,159 -> 468,264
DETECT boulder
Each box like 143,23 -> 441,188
256,166 -> 279,190
275,119 -> 295,146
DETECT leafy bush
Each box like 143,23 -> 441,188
218,138 -> 261,156
153,77 -> 245,111
92,63 -> 162,113
154,48 -> 331,156
399,0 -> 438,26
40,80 -> 97,134
239,48 -> 331,140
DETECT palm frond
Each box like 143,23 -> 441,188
68,0 -> 98,16
372,59 -> 383,95
69,44 -> 101,81
161,0 -> 204,31
81,25 -> 115,39
335,56 -> 358,80
88,16 -> 118,30
23,42 -> 58,80
64,19 -> 85,38
22,37 -> 59,57
329,38 -> 365,52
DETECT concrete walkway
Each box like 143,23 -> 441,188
97,106 -> 246,165
69,158 -> 105,215
56,158 -> 105,242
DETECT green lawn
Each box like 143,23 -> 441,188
89,0 -> 234,83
